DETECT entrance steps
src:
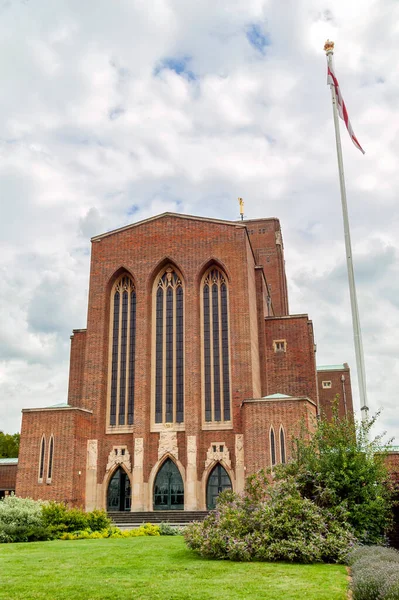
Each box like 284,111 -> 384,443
108,510 -> 209,529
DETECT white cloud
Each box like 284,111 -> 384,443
0,0 -> 398,444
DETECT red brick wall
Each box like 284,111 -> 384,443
384,452 -> 399,549
264,315 -> 317,402
67,329 -> 87,407
255,267 -> 269,396
0,464 -> 17,491
243,218 -> 289,316
16,408 -> 92,506
81,214 -> 266,483
317,365 -> 353,419
242,398 -> 317,474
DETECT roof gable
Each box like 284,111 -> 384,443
91,212 -> 246,242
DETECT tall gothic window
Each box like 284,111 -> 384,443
202,267 -> 231,424
108,274 -> 136,427
270,427 -> 276,467
154,267 -> 184,424
280,426 -> 286,464
38,435 -> 46,482
47,435 -> 54,482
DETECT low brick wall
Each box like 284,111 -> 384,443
0,462 -> 18,497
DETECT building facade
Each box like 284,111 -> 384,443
14,212 -> 352,511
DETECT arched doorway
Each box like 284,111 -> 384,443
153,458 -> 184,510
206,463 -> 232,510
107,467 -> 131,511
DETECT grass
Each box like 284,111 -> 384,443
0,536 -> 348,600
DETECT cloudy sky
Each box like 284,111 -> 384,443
1,0 -> 398,444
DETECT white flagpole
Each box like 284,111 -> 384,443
324,40 -> 369,422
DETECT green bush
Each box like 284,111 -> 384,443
0,497 -> 112,543
41,502 -> 111,536
275,405 -> 394,544
0,496 -> 50,543
349,545 -> 399,600
159,522 -> 181,536
184,477 -> 356,563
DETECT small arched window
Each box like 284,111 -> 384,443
38,435 -> 46,482
202,267 -> 231,424
270,427 -> 276,467
153,266 -> 184,425
280,427 -> 286,464
108,274 -> 136,428
47,435 -> 54,482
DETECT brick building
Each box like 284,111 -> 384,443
13,212 -> 353,512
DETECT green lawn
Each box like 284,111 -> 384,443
0,536 -> 348,600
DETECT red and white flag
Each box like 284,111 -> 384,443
327,64 -> 365,154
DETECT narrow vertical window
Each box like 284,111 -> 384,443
108,275 -> 136,428
202,268 -> 231,424
270,428 -> 276,467
153,266 -> 184,425
128,291 -> 136,425
176,286 -> 184,423
155,287 -> 164,423
280,427 -> 286,464
47,436 -> 54,482
38,436 -> 46,481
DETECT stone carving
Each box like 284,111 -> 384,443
134,438 -> 144,469
87,440 -> 98,470
187,436 -> 196,467
235,434 -> 244,466
106,446 -> 132,472
205,442 -> 231,469
158,431 -> 178,460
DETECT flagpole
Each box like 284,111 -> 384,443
324,40 -> 369,423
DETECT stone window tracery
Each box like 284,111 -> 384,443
154,267 -> 184,425
108,274 -> 136,428
202,268 -> 231,424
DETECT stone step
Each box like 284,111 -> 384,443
108,511 -> 209,525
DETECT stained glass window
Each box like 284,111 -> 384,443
202,268 -> 231,423
108,275 -> 136,427
154,267 -> 184,425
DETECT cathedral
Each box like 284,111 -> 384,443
11,212 -> 353,511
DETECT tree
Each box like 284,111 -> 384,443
274,400 -> 394,544
0,432 -> 20,458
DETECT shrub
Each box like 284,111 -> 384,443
60,523 -> 161,540
275,405 -> 394,544
349,545 -> 399,600
0,495 -> 50,543
41,502 -> 111,536
159,522 -> 181,536
185,478 -> 356,563
86,509 -> 111,532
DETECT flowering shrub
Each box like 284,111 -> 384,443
0,495 -> 48,543
185,477 -> 356,563
348,546 -> 399,600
